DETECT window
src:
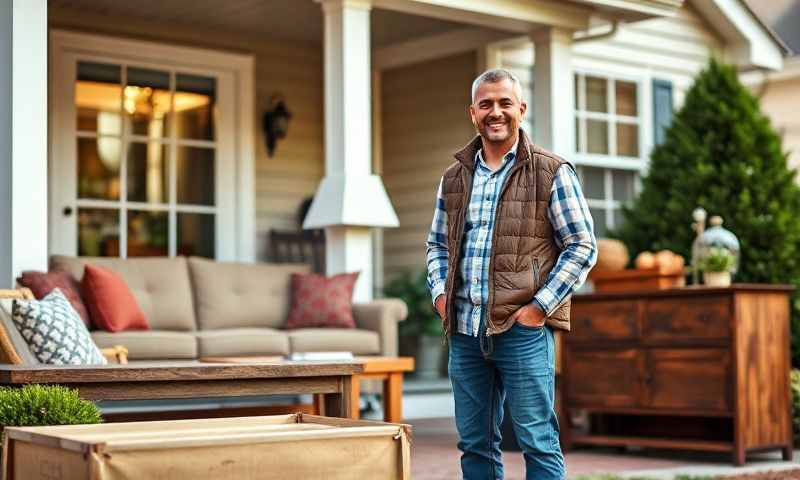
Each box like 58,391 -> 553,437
576,166 -> 636,238
74,62 -> 218,258
574,73 -> 643,236
50,31 -> 255,261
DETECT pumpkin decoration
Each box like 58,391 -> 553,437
594,239 -> 629,272
635,251 -> 656,270
634,250 -> 685,274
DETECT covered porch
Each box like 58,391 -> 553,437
0,0 -> 683,295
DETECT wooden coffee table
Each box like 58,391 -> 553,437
200,356 -> 415,423
0,361 -> 363,418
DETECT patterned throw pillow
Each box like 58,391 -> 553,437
285,272 -> 360,329
11,289 -> 107,365
16,271 -> 92,328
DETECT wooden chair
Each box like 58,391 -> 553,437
268,229 -> 326,274
0,288 -> 128,364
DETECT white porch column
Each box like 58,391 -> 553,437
305,0 -> 399,302
531,27 -> 575,155
0,0 -> 48,288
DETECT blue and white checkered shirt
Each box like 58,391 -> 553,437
426,143 -> 598,337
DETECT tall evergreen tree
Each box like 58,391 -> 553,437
612,59 -> 800,364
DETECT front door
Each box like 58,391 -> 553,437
50,37 -> 238,260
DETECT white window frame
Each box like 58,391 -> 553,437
49,30 -> 255,261
573,68 -> 649,234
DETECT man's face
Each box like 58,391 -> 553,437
469,79 -> 527,144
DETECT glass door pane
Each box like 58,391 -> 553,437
178,213 -> 215,258
127,142 -> 168,204
77,137 -> 121,200
127,210 -> 168,257
175,74 -> 216,141
125,67 -> 171,138
77,208 -> 120,257
176,146 -> 215,206
76,62 -> 121,135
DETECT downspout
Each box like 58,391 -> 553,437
573,20 -> 622,43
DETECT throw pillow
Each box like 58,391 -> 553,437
285,271 -> 359,329
11,289 -> 107,365
16,271 -> 92,328
81,264 -> 149,333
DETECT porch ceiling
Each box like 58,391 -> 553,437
47,0 -> 469,48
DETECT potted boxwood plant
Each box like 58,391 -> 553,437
700,246 -> 736,287
383,270 -> 445,379
0,384 -> 102,450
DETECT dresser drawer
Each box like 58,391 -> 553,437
644,348 -> 731,412
643,296 -> 730,342
564,348 -> 643,408
569,300 -> 638,342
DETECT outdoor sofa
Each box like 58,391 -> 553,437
0,256 -> 408,369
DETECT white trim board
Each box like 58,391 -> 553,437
49,30 -> 256,262
692,0 -> 785,71
373,0 -> 592,33
373,28 -> 513,71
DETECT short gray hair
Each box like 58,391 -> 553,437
471,69 -> 524,103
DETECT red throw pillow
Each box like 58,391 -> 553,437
16,271 -> 92,328
81,264 -> 149,332
286,272 -> 360,329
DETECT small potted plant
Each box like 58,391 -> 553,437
0,385 -> 102,456
700,246 -> 736,287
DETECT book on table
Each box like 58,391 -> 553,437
289,351 -> 354,361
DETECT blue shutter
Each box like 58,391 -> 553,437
652,79 -> 673,146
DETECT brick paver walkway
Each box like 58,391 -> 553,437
408,417 -> 798,480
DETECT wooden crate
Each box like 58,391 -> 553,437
591,267 -> 685,292
2,414 -> 411,480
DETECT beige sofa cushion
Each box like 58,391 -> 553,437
287,328 -> 381,355
195,328 -> 290,357
188,258 -> 310,330
50,256 -> 196,331
91,330 -> 197,360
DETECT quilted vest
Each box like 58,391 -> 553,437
441,130 -> 572,337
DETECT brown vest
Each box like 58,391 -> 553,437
442,130 -> 572,337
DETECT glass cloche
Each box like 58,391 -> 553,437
697,215 -> 740,274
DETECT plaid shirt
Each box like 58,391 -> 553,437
426,145 -> 597,337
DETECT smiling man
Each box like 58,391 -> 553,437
426,69 -> 597,479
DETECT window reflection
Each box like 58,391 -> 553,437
125,67 -> 171,138
76,62 -> 122,135
175,74 -> 216,141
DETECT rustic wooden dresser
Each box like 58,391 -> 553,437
563,284 -> 794,465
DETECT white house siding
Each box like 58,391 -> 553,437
48,8 -> 324,261
751,74 -> 800,172
380,52 -> 477,283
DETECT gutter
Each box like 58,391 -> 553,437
573,20 -> 622,43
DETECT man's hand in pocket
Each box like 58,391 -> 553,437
435,294 -> 447,319
510,303 -> 546,328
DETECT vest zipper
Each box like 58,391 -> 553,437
533,258 -> 541,290
485,161 -> 528,337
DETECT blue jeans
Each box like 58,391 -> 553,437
448,321 -> 565,480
